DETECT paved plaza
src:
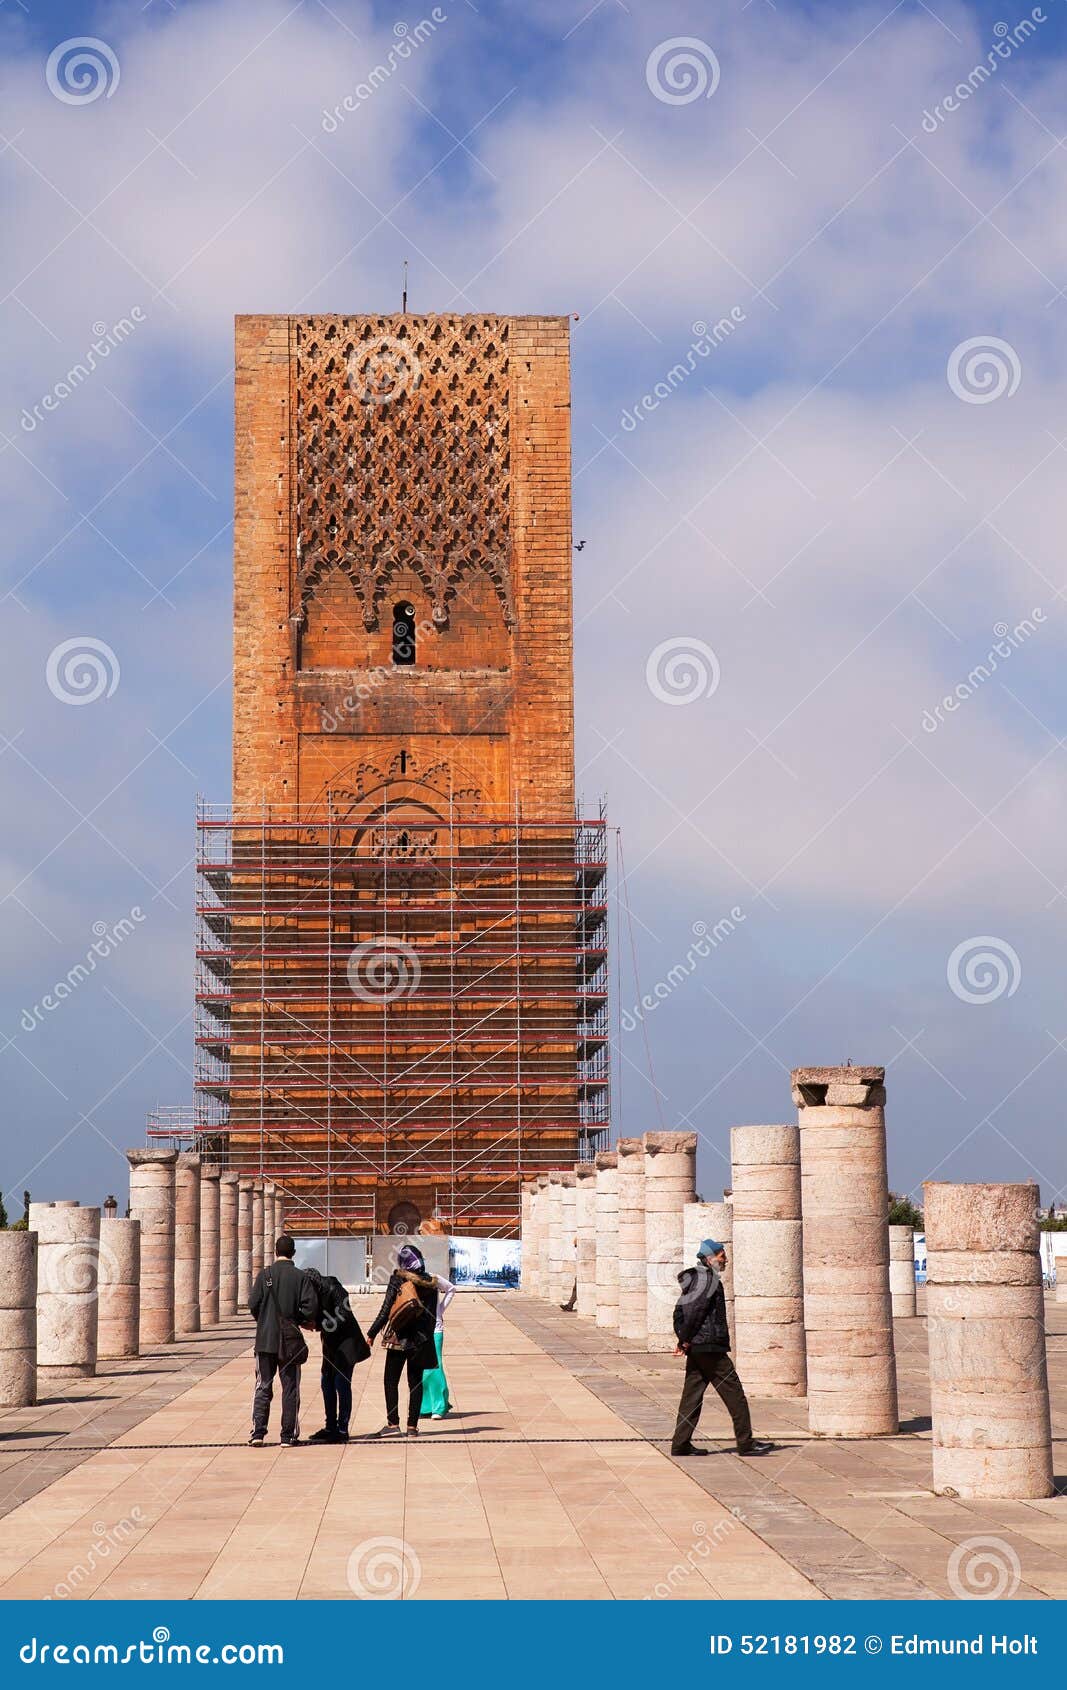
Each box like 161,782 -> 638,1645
0,1293 -> 1062,1601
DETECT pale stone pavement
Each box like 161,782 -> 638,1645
0,1293 -> 1062,1600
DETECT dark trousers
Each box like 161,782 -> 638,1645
321,1356 -> 354,1434
253,1352 -> 302,1440
671,1349 -> 753,1454
383,1347 -> 425,1427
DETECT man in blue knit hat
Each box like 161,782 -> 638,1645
670,1238 -> 774,1459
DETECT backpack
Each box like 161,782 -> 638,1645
386,1275 -> 424,1334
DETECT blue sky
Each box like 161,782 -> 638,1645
2,0 -> 1067,1216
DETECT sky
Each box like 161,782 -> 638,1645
2,0 -> 1066,1218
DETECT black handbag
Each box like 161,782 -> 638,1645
266,1271 -> 309,1368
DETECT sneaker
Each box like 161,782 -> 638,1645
405,1425 -> 419,1437
370,1424 -> 401,1438
307,1427 -> 337,1443
671,1444 -> 709,1457
248,1433 -> 265,1448
280,1435 -> 302,1447
739,1440 -> 776,1457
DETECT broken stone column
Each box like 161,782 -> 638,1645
558,1173 -> 578,1306
174,1152 -> 201,1335
575,1163 -> 597,1319
889,1225 -> 917,1318
1056,1255 -> 1067,1306
546,1173 -> 565,1304
263,1181 -> 276,1265
794,1067 -> 898,1436
97,1217 -> 140,1360
0,1230 -> 37,1406
237,1176 -> 255,1302
251,1180 -> 265,1280
520,1181 -> 536,1293
730,1125 -> 805,1398
594,1152 -> 619,1331
925,1181 -> 1053,1499
683,1201 -> 735,1338
218,1172 -> 240,1317
645,1133 -> 698,1352
198,1166 -> 221,1327
616,1138 -> 647,1345
127,1147 -> 177,1348
31,1202 -> 100,1380
535,1176 -> 551,1301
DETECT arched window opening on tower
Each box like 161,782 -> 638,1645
392,601 -> 416,665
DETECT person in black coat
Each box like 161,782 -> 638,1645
366,1244 -> 439,1437
670,1239 -> 774,1459
302,1267 -> 370,1444
248,1235 -> 318,1447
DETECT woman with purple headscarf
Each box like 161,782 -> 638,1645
366,1243 -> 439,1436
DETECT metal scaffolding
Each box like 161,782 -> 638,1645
156,798 -> 610,1237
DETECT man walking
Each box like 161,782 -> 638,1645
249,1234 -> 317,1447
670,1238 -> 774,1459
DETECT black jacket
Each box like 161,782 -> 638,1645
673,1265 -> 730,1352
304,1269 -> 371,1371
249,1258 -> 317,1356
367,1269 -> 438,1367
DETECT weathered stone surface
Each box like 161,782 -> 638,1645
888,1224 -> 916,1318
199,1166 -> 221,1326
731,1125 -> 805,1398
644,1133 -> 697,1352
251,1180 -> 265,1281
0,1232 -> 36,1406
594,1153 -> 619,1331
128,1147 -> 177,1348
237,1177 -> 255,1303
97,1218 -> 140,1360
218,1172 -> 240,1318
1056,1255 -> 1067,1305
175,1152 -> 201,1336
616,1139 -> 647,1345
794,1069 -> 897,1436
574,1164 -> 597,1320
925,1180 -> 1052,1499
31,1202 -> 100,1379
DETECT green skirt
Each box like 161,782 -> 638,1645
419,1331 -> 451,1417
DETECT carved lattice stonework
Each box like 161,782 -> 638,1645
293,315 -> 513,638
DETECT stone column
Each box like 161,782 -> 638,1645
251,1180 -> 265,1280
128,1147 -> 177,1348
237,1177 -> 255,1302
1056,1255 -> 1067,1305
546,1173 -> 565,1304
594,1152 -> 619,1331
683,1201 -> 734,1338
218,1172 -> 240,1317
575,1163 -> 597,1319
558,1173 -> 578,1306
616,1138 -> 647,1345
925,1181 -> 1053,1499
263,1181 -> 276,1265
793,1066 -> 897,1436
274,1185 -> 285,1240
730,1125 -> 805,1398
174,1152 -> 201,1335
521,1181 -> 539,1295
889,1225 -> 917,1318
97,1217 -> 140,1360
536,1176 -> 551,1301
0,1230 -> 37,1407
645,1133 -> 697,1352
31,1202 -> 100,1380
198,1166 -> 221,1327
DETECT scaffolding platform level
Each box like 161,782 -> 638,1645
149,799 -> 611,1238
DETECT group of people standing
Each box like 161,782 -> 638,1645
248,1239 -> 454,1447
